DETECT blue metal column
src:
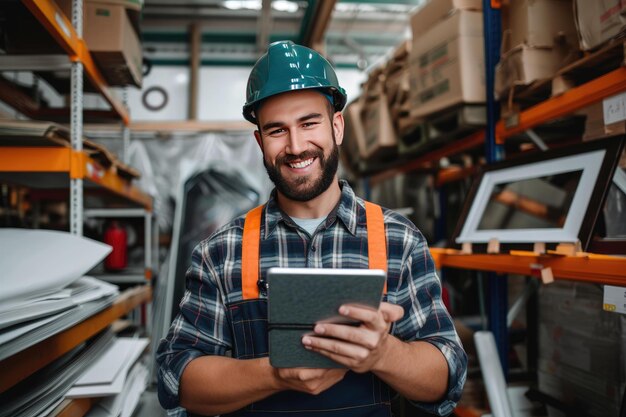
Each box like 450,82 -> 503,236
482,0 -> 508,376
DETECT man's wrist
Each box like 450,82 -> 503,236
262,357 -> 285,392
371,333 -> 400,373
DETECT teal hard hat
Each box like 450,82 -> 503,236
243,40 -> 347,123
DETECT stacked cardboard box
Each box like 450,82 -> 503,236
574,0 -> 626,51
341,99 -> 367,174
579,102 -> 626,142
57,0 -> 143,88
495,0 -> 579,99
538,281 -> 626,417
407,0 -> 485,120
383,41 -> 412,134
358,68 -> 398,162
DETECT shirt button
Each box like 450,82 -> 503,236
311,246 -> 316,252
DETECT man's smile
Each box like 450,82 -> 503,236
287,157 -> 316,170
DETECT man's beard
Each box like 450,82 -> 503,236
263,139 -> 339,202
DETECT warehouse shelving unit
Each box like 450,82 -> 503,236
0,1 -> 153,416
354,2 -> 626,416
0,147 -> 152,209
20,0 -> 130,124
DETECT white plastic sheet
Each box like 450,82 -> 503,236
0,229 -> 111,302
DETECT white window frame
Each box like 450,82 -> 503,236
456,149 -> 607,244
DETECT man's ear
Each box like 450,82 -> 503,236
332,111 -> 345,146
254,129 -> 263,151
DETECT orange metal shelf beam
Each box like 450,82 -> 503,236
370,130 -> 485,185
0,147 -> 71,171
0,285 -> 152,393
81,156 -> 153,210
496,67 -> 626,142
431,248 -> 626,286
436,165 -> 479,186
0,147 -> 152,209
52,398 -> 97,417
21,0 -> 129,124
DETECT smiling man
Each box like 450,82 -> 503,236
156,41 -> 467,417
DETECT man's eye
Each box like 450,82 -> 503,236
269,128 -> 285,135
302,122 -> 319,128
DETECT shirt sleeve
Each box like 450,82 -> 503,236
156,241 -> 232,410
390,230 -> 468,416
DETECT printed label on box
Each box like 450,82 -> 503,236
603,285 -> 626,314
603,92 -> 626,125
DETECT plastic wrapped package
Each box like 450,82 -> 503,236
90,131 -> 273,234
150,160 -> 263,372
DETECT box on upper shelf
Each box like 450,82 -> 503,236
341,98 -> 367,173
407,0 -> 485,120
496,0 -> 580,100
359,69 -> 398,163
502,0 -> 578,51
383,41 -> 412,135
409,0 -> 482,39
56,0 -> 143,88
574,0 -> 626,51
494,43 -> 578,99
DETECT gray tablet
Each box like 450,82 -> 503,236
267,267 -> 386,368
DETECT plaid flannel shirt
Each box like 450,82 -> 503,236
156,180 -> 467,416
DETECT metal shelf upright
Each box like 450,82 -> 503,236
481,0 -> 508,376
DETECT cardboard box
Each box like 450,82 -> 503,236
410,0 -> 482,38
342,99 -> 368,169
574,0 -> 626,51
360,83 -> 398,161
408,10 -> 485,119
495,43 -> 577,99
56,0 -> 142,33
579,102 -> 626,141
83,1 -> 143,87
502,0 -> 578,50
384,41 -> 411,107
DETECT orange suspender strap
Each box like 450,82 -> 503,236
241,202 -> 388,300
364,201 -> 388,294
241,204 -> 264,299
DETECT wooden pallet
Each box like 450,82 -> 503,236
502,37 -> 626,112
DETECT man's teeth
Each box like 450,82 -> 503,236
289,158 -> 314,169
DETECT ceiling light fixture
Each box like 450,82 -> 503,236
223,0 -> 261,11
223,0 -> 298,12
272,1 -> 298,13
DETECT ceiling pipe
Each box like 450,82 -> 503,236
299,0 -> 337,53
256,0 -> 272,53
188,22 -> 201,120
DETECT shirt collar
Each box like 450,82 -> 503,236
262,179 -> 360,238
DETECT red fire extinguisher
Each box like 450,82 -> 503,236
104,221 -> 128,271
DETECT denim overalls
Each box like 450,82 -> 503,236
216,202 -> 393,417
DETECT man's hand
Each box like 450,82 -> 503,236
273,367 -> 348,395
301,302 -> 404,373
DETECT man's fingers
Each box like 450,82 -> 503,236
311,323 -> 379,350
380,302 -> 404,322
338,302 -> 404,325
303,335 -> 370,361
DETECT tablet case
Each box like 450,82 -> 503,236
267,268 -> 386,368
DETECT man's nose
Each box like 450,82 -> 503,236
286,129 -> 307,155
